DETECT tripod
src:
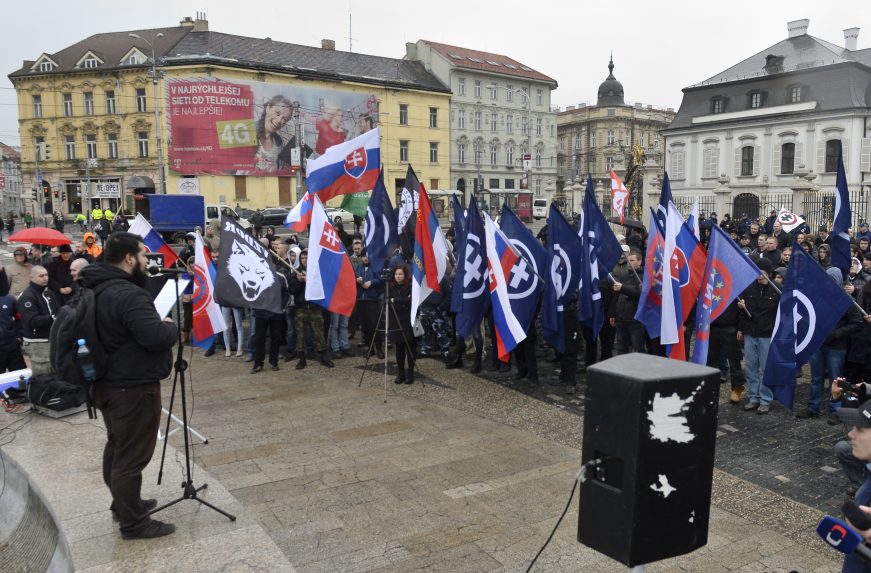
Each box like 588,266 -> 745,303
152,271 -> 235,522
357,273 -> 423,402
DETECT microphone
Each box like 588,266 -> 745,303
147,264 -> 187,276
844,500 -> 871,530
817,515 -> 871,564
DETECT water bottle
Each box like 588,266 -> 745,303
77,338 -> 96,382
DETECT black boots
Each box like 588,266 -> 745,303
445,352 -> 464,369
295,351 -> 307,370
470,348 -> 483,374
319,352 -> 334,368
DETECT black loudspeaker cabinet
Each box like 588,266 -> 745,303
578,353 -> 720,567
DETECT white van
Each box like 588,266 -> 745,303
533,199 -> 548,220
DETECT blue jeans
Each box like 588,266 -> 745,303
808,346 -> 847,414
221,306 -> 244,352
329,313 -> 350,352
744,336 -> 773,406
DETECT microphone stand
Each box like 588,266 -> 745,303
151,270 -> 236,522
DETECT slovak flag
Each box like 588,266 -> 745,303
667,202 -> 707,360
305,196 -> 356,316
284,192 -> 314,232
191,231 -> 226,349
483,213 -> 526,362
305,127 -> 380,201
610,170 -> 629,224
410,183 -> 448,323
128,213 -> 180,267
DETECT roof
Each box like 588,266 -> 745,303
9,26 -> 450,94
166,32 -> 449,92
692,33 -> 868,87
9,26 -> 192,77
421,40 -> 557,86
0,143 -> 20,160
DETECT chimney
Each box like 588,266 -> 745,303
788,19 -> 810,38
321,39 -> 335,51
193,11 -> 209,32
180,16 -> 194,27
405,42 -> 418,60
844,27 -> 860,51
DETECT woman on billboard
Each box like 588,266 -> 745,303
254,95 -> 298,172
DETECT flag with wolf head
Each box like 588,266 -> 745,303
215,215 -> 282,312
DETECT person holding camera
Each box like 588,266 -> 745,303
835,395 -> 871,572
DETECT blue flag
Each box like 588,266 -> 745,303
832,141 -> 852,273
452,195 -> 467,238
763,244 -> 853,409
454,197 -> 489,338
578,175 -> 623,339
691,225 -> 761,365
500,204 -> 546,332
635,208 -> 665,338
450,196 -> 467,314
364,169 -> 399,276
542,204 -> 583,352
656,172 -> 674,230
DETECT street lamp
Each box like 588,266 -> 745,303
487,84 -> 532,196
129,32 -> 166,195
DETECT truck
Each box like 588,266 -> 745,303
133,194 -> 249,243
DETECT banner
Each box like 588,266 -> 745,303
214,216 -> 282,312
167,77 -> 380,176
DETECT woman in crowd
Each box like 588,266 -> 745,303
389,264 -> 416,384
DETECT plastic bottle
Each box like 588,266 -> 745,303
77,338 -> 96,382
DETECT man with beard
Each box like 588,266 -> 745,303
78,232 -> 178,539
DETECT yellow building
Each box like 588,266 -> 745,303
8,16 -> 451,217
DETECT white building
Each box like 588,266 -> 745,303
406,40 -> 558,217
0,143 -> 24,217
662,19 -> 871,227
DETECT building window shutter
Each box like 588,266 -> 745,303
772,146 -> 781,175
734,148 -> 742,176
816,140 -> 826,174
860,138 -> 871,173
753,146 -> 761,176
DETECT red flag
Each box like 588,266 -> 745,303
610,170 -> 629,224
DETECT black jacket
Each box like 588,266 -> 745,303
254,267 -> 289,319
289,263 -> 318,309
737,281 -> 780,338
390,281 -> 414,343
612,265 -> 643,322
824,306 -> 863,350
79,263 -> 177,387
19,282 -> 61,339
47,257 -> 73,301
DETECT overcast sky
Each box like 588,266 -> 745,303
1,0 -> 868,146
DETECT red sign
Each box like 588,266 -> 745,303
0,174 -> 5,189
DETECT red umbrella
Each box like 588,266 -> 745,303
7,228 -> 72,246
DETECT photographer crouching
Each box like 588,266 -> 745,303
79,232 -> 178,539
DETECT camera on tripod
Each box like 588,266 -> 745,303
380,266 -> 393,281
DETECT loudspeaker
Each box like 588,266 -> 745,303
577,353 -> 720,567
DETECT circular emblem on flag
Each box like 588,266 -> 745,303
793,291 -> 817,354
462,233 -> 487,299
778,211 -> 798,226
550,246 -> 572,299
507,239 -> 538,300
671,247 -> 691,287
191,262 -> 212,317
703,260 -> 734,320
646,243 -> 664,305
344,146 -> 368,179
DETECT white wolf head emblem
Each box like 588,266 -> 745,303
227,239 -> 275,301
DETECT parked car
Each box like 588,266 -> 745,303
260,207 -> 290,226
325,207 -> 355,227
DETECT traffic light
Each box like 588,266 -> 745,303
53,191 -> 58,198
36,142 -> 51,161
62,191 -> 67,201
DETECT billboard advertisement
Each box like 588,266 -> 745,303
166,77 -> 380,176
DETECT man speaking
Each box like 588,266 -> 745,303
79,232 -> 178,539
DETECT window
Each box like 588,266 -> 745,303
489,178 -> 500,189
607,130 -> 614,145
712,98 -> 723,113
458,143 -> 466,164
105,91 -> 115,114
458,77 -> 465,96
38,61 -> 53,72
83,57 -> 98,69
84,92 -> 93,116
65,135 -> 76,160
458,110 -> 465,129
474,80 -> 482,98
504,179 -> 515,189
138,132 -> 149,157
521,91 -> 528,104
825,139 -> 840,172
506,145 -> 514,166
399,104 -> 408,125
136,88 -> 147,112
671,150 -> 685,179
781,142 -> 795,174
607,108 -> 615,117
789,86 -> 801,103
522,117 -> 528,135
474,111 -> 481,130
63,93 -> 73,117
234,175 -> 247,200
474,144 -> 482,164
430,179 -> 439,190
537,89 -> 543,106
489,84 -> 498,100
606,157 -> 615,172
535,149 -> 542,167
506,115 -> 513,133
490,114 -> 497,132
399,140 -> 409,162
749,92 -> 762,109
32,95 -> 42,118
86,134 -> 97,159
703,147 -> 719,178
490,145 -> 498,166
429,107 -> 437,128
536,118 -> 542,136
575,134 -> 582,151
506,85 -> 513,102
429,142 -> 438,163
535,178 -> 541,195
107,133 -> 118,159
741,146 -> 754,176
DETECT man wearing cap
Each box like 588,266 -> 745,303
797,267 -> 863,423
858,222 -> 871,243
46,243 -> 75,303
737,258 -> 780,414
6,246 -> 32,297
763,209 -> 777,235
835,396 -> 871,572
738,234 -> 752,255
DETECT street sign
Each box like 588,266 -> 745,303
86,158 -> 100,169
522,153 -> 531,171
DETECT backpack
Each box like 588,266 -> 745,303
49,279 -> 124,418
27,373 -> 86,412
